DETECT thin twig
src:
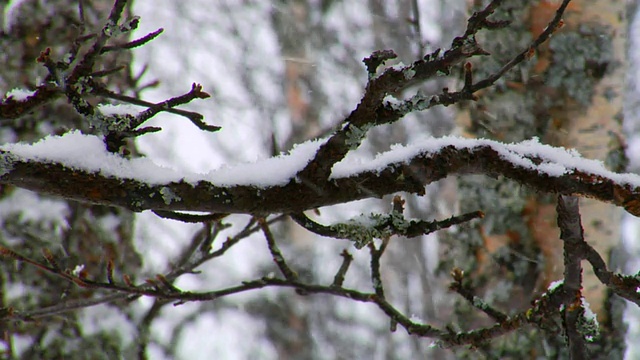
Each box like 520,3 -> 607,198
259,218 -> 298,281
331,249 -> 353,288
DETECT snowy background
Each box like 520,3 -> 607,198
1,0 -> 639,358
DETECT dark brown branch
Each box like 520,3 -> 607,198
90,83 -> 206,124
556,196 -> 589,359
4,143 -> 638,217
0,86 -> 61,120
259,218 -> 298,281
440,283 -> 565,347
582,242 -> 640,307
132,83 -> 218,131
101,28 -> 164,53
331,249 -> 353,288
369,239 -> 388,298
290,210 -> 483,247
471,0 -> 570,92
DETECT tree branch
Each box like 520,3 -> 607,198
557,196 -> 589,359
3,138 -> 640,216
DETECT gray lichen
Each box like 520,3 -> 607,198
330,220 -> 386,249
159,187 -> 181,205
547,24 -> 615,105
0,151 -> 17,177
329,211 -> 413,249
345,124 -> 371,150
88,111 -> 136,135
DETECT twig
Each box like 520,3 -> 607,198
101,28 -> 164,53
90,83 -> 205,122
132,83 -> 219,131
582,240 -> 640,306
66,0 -> 130,85
290,210 -> 483,242
471,0 -> 571,91
331,250 -> 353,288
369,239 -> 388,298
449,268 -> 508,323
259,218 -> 298,281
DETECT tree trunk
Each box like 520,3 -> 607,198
451,0 -> 627,357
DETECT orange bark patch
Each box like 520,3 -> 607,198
529,0 -> 581,37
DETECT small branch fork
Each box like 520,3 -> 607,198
557,196 -> 589,359
0,0 -> 219,152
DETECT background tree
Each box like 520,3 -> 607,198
0,1 -> 638,359
448,0 -> 628,357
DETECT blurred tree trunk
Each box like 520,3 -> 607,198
451,0 -> 627,357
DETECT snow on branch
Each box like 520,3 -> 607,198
2,131 -> 640,216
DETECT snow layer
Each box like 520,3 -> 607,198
4,131 -> 640,190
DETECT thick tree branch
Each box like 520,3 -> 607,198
2,139 -> 640,216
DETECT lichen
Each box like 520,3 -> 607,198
330,221 -> 384,249
0,151 -> 16,177
345,124 -> 371,150
547,24 -> 614,105
159,187 -> 181,205
329,211 -> 413,249
403,67 -> 416,80
89,110 -> 136,134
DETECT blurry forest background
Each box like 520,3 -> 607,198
1,0 -> 640,359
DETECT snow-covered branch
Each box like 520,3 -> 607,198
2,131 -> 640,216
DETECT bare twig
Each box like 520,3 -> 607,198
259,218 -> 298,281
449,268 -> 508,323
101,28 -> 164,53
331,249 -> 353,288
90,83 -> 204,122
132,83 -> 218,131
